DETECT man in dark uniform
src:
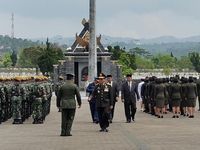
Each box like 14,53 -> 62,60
121,74 -> 139,123
106,75 -> 119,123
55,76 -> 64,112
91,73 -> 113,132
57,74 -> 81,136
87,77 -> 99,123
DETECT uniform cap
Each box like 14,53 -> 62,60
106,74 -> 112,78
126,74 -> 132,77
98,73 -> 106,79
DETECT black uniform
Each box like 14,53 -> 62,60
92,83 -> 113,131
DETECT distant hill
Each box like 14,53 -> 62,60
32,35 -> 200,57
1,34 -> 200,57
0,35 -> 40,55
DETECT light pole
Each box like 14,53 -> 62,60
88,0 -> 97,82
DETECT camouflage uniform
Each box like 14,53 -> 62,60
11,81 -> 23,124
32,82 -> 44,124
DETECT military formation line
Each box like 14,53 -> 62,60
0,76 -> 52,124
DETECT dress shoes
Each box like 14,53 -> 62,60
99,129 -> 104,132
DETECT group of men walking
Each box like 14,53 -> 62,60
86,73 -> 139,132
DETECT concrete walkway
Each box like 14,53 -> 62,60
1,92 -> 200,150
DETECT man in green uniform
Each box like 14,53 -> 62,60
57,74 -> 81,136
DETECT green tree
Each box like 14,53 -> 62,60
108,45 -> 125,60
37,38 -> 64,74
118,52 -> 136,75
18,46 -> 43,67
189,52 -> 200,72
176,56 -> 193,70
17,39 -> 64,74
0,52 -> 12,67
129,47 -> 151,57
10,50 -> 18,66
135,55 -> 154,69
152,54 -> 176,69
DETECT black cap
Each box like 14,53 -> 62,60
126,74 -> 132,77
66,73 -> 74,80
98,73 -> 106,79
106,74 -> 112,78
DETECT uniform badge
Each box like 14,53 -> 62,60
104,87 -> 108,92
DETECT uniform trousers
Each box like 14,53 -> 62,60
97,107 -> 110,129
61,109 -> 75,135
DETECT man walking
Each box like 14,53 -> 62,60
87,77 -> 99,123
121,74 -> 139,123
57,74 -> 81,136
91,73 -> 113,132
106,75 -> 119,123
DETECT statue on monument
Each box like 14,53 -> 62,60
75,18 -> 102,52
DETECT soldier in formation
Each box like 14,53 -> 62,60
141,76 -> 199,118
0,75 -> 52,124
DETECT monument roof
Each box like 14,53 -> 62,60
65,18 -> 109,56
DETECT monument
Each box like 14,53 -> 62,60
53,0 -> 122,89
53,18 -> 122,89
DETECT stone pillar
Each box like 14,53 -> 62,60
64,56 -> 75,78
88,0 -> 97,82
101,56 -> 111,75
58,60 -> 66,76
53,64 -> 59,84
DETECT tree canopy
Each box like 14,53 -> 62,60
18,39 -> 64,74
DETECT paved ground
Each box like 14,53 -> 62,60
1,92 -> 200,150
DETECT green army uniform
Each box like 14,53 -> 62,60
0,83 -> 4,124
32,83 -> 44,124
0,84 -> 5,123
57,76 -> 81,136
55,78 -> 64,112
4,83 -> 13,120
11,82 -> 23,124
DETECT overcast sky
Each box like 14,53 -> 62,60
0,0 -> 200,39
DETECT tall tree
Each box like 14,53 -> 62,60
108,45 -> 125,60
10,50 -> 17,66
189,52 -> 200,72
0,52 -> 12,67
37,39 -> 64,74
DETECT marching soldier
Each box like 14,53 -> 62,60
91,73 -> 113,132
57,73 -> 81,136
